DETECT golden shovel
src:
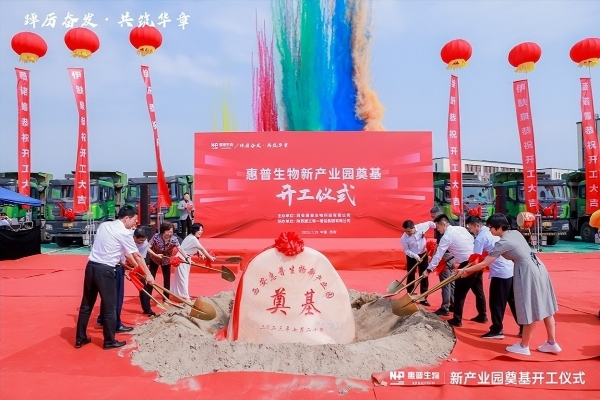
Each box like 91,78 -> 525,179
384,257 -> 423,297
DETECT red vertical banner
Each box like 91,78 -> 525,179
580,78 -> 600,214
447,75 -> 463,216
68,68 -> 90,214
512,80 -> 539,214
140,66 -> 171,210
15,68 -> 31,197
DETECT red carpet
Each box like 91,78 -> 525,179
1,251 -> 599,399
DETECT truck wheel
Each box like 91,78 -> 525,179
545,235 -> 558,246
580,223 -> 597,243
55,237 -> 73,248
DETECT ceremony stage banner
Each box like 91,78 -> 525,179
194,131 -> 432,239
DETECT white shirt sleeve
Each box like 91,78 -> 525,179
428,232 -> 451,271
120,230 -> 139,256
400,234 -> 419,260
415,221 -> 435,233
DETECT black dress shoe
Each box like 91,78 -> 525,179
75,337 -> 92,349
116,325 -> 134,333
103,340 -> 126,350
144,310 -> 156,317
447,318 -> 462,327
470,315 -> 488,323
419,299 -> 431,307
434,308 -> 450,316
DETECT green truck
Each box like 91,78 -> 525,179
433,172 -> 495,222
491,172 -> 570,245
124,174 -> 193,237
563,170 -> 598,243
43,171 -> 127,247
0,172 -> 52,220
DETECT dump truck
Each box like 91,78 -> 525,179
491,172 -> 570,245
43,171 -> 127,247
433,172 -> 495,222
563,170 -> 598,243
124,174 -> 193,237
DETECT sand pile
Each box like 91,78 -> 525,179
131,290 -> 456,384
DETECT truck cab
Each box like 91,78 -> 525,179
0,173 -> 52,222
491,172 -> 570,245
125,174 -> 193,236
43,171 -> 126,247
563,170 -> 598,243
433,172 -> 495,222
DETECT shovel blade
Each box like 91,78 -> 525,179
392,293 -> 420,317
189,298 -> 217,321
386,279 -> 404,295
221,266 -> 236,282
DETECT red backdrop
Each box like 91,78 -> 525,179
194,131 -> 432,238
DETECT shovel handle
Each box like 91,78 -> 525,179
151,282 -> 210,316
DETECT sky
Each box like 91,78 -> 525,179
0,0 -> 599,180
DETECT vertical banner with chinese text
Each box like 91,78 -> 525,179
16,68 -> 31,197
68,68 -> 90,214
580,78 -> 600,214
140,66 -> 171,210
512,80 -> 539,214
447,75 -> 463,216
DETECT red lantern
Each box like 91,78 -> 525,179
570,38 -> 600,68
64,27 -> 100,59
440,39 -> 472,70
11,32 -> 47,63
508,42 -> 541,73
130,25 -> 163,56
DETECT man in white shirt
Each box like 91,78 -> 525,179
178,192 -> 194,238
75,206 -> 154,350
463,216 -> 522,339
423,214 -> 485,327
96,227 -> 153,328
400,220 -> 432,305
429,206 -> 457,316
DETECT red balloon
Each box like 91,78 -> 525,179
64,27 -> 100,59
508,42 -> 541,73
440,39 -> 472,69
11,31 -> 47,63
570,37 -> 600,67
129,25 -> 163,56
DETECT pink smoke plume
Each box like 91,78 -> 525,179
350,0 -> 385,131
252,20 -> 279,132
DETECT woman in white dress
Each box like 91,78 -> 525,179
171,223 -> 216,301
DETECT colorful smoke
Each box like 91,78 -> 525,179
261,0 -> 384,132
252,21 -> 279,132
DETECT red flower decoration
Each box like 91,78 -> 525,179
170,257 -> 182,268
274,232 -> 305,256
425,239 -> 437,257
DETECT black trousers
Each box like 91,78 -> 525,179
489,276 -> 520,333
453,261 -> 486,323
97,265 -> 125,328
180,217 -> 192,238
406,252 -> 429,295
140,258 -> 171,312
76,261 -> 117,344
